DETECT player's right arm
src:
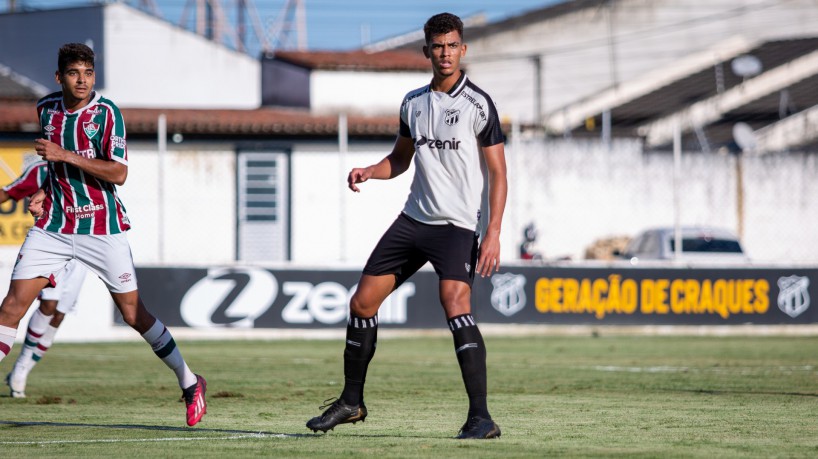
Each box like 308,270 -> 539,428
348,135 -> 415,192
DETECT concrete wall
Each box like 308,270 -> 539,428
289,143 -> 413,265
118,144 -> 237,265
101,137 -> 818,266
506,138 -> 818,263
2,137 -> 812,269
310,70 -> 430,115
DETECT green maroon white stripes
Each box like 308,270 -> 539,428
36,91 -> 131,235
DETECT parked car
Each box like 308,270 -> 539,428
618,226 -> 748,264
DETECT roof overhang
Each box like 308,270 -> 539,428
636,49 -> 818,147
753,103 -> 818,154
545,36 -> 757,133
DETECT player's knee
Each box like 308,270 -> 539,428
51,312 -> 66,327
0,294 -> 30,317
440,291 -> 469,309
39,300 -> 58,315
118,307 -> 141,328
349,292 -> 378,318
440,291 -> 472,317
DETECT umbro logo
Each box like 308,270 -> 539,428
44,125 -> 56,136
119,273 -> 132,283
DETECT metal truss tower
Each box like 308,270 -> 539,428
179,0 -> 307,54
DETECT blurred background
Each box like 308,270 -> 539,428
2,0 -> 817,267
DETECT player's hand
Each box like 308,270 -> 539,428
34,139 -> 68,163
476,231 -> 501,278
29,188 -> 45,219
348,167 -> 372,192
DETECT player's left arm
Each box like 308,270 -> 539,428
34,139 -> 127,185
28,187 -> 46,219
476,142 -> 508,278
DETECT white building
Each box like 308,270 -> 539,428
0,3 -> 260,109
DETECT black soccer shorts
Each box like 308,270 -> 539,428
363,212 -> 479,287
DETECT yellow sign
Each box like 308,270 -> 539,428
535,275 -> 770,320
0,147 -> 40,246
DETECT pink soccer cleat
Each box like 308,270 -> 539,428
182,374 -> 207,426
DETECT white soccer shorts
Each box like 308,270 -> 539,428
39,258 -> 88,314
12,227 -> 138,294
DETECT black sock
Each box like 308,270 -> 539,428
340,313 -> 378,406
449,314 -> 490,419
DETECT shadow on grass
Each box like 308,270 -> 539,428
0,420 -> 318,438
0,419 -> 466,441
664,388 -> 818,397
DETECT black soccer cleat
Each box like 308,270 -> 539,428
306,397 -> 368,433
456,416 -> 501,439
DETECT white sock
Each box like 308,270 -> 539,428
15,310 -> 55,371
25,324 -> 59,371
141,320 -> 196,389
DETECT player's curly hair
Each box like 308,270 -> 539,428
423,13 -> 464,43
58,43 -> 95,74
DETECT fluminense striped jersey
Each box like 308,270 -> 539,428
3,161 -> 47,200
36,91 -> 130,234
399,72 -> 504,232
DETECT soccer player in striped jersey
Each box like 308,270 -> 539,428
305,13 -> 507,439
0,43 -> 207,426
2,158 -> 89,398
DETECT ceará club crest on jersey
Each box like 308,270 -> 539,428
444,109 -> 460,126
83,121 -> 100,139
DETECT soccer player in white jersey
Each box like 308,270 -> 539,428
1,159 -> 89,398
306,13 -> 507,439
0,43 -> 207,426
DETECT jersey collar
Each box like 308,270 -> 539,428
62,91 -> 101,116
429,71 -> 468,98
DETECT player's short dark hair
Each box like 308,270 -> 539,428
423,13 -> 464,43
58,43 -> 95,74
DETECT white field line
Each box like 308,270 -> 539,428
590,365 -> 815,374
0,432 -> 293,445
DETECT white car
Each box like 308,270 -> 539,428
619,226 -> 748,264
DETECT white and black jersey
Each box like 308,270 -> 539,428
399,72 -> 504,233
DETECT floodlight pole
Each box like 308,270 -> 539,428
339,113 -> 348,262
672,121 -> 682,261
158,114 -> 167,263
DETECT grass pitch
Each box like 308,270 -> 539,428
0,333 -> 816,457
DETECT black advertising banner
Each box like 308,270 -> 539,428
474,266 -> 818,325
130,267 -> 443,329
129,265 -> 817,329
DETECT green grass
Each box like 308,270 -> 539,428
0,333 -> 816,457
